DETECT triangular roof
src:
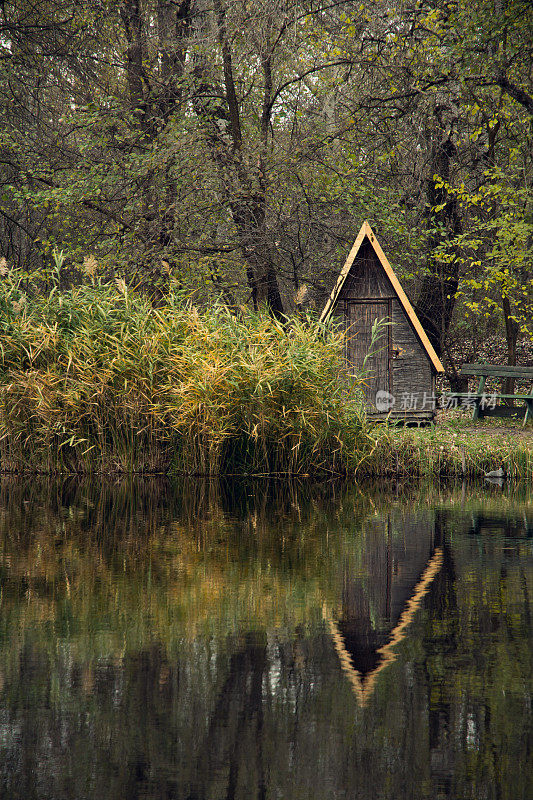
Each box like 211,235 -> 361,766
320,221 -> 444,374
324,547 -> 443,706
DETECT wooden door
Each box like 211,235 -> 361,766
346,301 -> 390,405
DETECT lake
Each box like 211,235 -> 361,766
0,478 -> 531,799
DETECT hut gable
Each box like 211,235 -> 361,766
341,238 -> 393,298
320,220 -> 444,375
320,221 -> 444,419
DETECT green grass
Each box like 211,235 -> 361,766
359,419 -> 532,479
0,270 -> 372,475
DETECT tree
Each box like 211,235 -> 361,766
1,0 -> 531,360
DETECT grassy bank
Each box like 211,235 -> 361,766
359,420 -> 533,479
0,271 -> 371,474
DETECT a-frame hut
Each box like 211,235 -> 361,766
320,221 -> 444,422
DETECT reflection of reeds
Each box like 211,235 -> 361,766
0,478 -> 357,659
324,547 -> 444,706
0,277 -> 370,474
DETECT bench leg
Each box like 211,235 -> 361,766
472,377 -> 486,421
524,399 -> 532,427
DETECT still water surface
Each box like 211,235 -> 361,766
0,479 -> 531,799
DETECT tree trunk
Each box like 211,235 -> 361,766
231,195 -> 284,317
415,112 -> 462,358
120,0 -> 146,113
502,295 -> 519,404
156,1 -> 193,258
191,0 -> 284,317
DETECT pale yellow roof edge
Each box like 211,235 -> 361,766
319,220 -> 368,323
320,220 -> 445,374
365,222 -> 445,373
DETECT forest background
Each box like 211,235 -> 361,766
1,0 -> 532,383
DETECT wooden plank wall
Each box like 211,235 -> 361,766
341,239 -> 392,297
390,298 -> 434,404
335,240 -> 435,411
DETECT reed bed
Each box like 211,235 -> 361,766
0,271 -> 371,474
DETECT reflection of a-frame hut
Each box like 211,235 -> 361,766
325,514 -> 443,705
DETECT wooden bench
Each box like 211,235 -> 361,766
448,364 -> 533,425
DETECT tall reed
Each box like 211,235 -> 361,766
0,269 -> 371,474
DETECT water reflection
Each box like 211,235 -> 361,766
0,479 -> 531,800
326,547 -> 444,705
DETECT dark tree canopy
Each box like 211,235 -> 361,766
1,0 -> 532,363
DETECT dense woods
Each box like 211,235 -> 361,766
1,0 -> 532,373
2,7 -> 532,792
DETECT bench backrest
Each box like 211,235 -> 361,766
459,364 -> 533,379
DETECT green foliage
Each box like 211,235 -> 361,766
432,168 -> 533,337
1,0 -> 531,359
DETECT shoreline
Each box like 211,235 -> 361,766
1,425 -> 531,479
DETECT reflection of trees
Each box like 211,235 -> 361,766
189,632 -> 268,800
419,511 -> 532,799
0,477 -> 349,648
422,512 -> 458,796
4,478 -> 448,650
0,480 -> 531,799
